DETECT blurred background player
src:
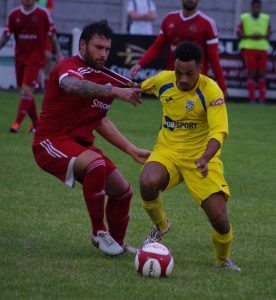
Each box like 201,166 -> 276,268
37,0 -> 55,90
32,21 -> 150,256
127,0 -> 157,35
0,0 -> 63,133
236,0 -> 272,104
130,0 -> 228,98
139,41 -> 240,271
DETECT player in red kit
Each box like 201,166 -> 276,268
0,0 -> 63,133
130,0 -> 228,97
32,20 -> 150,256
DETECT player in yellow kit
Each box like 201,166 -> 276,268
140,41 -> 240,271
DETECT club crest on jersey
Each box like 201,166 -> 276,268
185,100 -> 194,111
209,98 -> 225,106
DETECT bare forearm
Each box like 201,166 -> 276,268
61,75 -> 142,106
129,11 -> 156,21
96,118 -> 135,154
60,76 -> 113,98
201,138 -> 221,162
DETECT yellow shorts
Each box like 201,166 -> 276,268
146,144 -> 230,205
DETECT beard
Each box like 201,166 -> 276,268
182,1 -> 198,11
84,53 -> 105,70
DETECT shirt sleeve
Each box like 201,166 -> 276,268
138,34 -> 166,67
43,9 -> 56,36
207,43 -> 227,92
58,60 -> 83,85
141,74 -> 158,97
205,18 -> 219,45
206,84 -> 228,145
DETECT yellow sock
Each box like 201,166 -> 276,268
142,195 -> 168,232
212,225 -> 233,265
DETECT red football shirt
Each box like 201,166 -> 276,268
34,55 -> 127,145
4,5 -> 56,65
140,10 -> 218,70
139,10 -> 227,92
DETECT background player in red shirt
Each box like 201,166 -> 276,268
0,0 -> 63,133
32,20 -> 150,256
130,0 -> 228,98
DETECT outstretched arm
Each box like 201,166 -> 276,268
207,43 -> 227,97
96,117 -> 151,164
60,76 -> 142,106
130,34 -> 166,79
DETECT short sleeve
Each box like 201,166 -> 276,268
58,60 -> 83,85
141,75 -> 158,96
205,17 -> 219,45
205,83 -> 228,144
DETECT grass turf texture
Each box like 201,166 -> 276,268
0,90 -> 275,300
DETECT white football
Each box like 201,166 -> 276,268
135,242 -> 174,278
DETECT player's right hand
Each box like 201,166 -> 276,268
195,157 -> 208,177
113,86 -> 142,106
130,64 -> 142,79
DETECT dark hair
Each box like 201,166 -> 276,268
251,0 -> 262,5
175,41 -> 202,65
80,20 -> 113,44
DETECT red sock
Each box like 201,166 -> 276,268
82,158 -> 107,236
29,97 -> 38,128
15,95 -> 33,124
106,185 -> 133,245
247,79 -> 256,102
258,79 -> 266,103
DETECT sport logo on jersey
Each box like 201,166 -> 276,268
185,100 -> 195,111
163,116 -> 197,131
209,98 -> 225,106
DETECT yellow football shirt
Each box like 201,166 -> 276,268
141,71 -> 228,152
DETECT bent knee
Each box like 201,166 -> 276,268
140,171 -> 161,189
74,150 -> 102,178
140,174 -> 162,200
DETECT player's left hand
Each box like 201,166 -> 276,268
195,157 -> 208,177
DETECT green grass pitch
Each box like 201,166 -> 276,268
0,90 -> 275,299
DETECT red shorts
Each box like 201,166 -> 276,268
15,61 -> 41,87
32,138 -> 117,188
241,49 -> 268,72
